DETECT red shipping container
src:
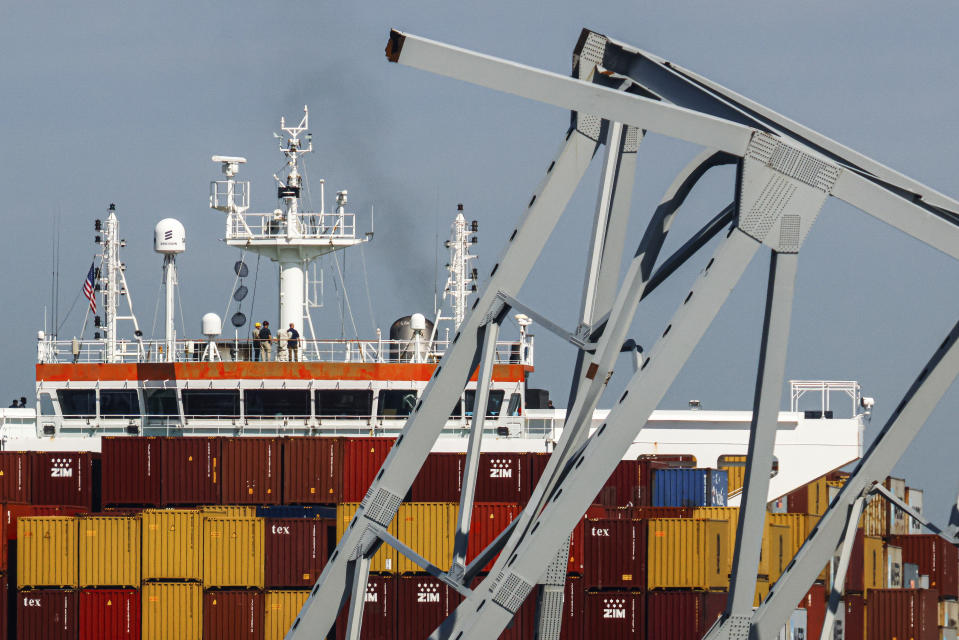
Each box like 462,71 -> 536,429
466,503 -> 521,573
799,583 -> 826,640
17,589 -> 78,640
335,574 -> 396,640
283,437 -> 343,504
888,534 -> 959,598
341,438 -> 394,503
0,452 -> 31,502
264,518 -> 331,588
203,590 -> 264,640
221,437 -> 281,504
561,577 -> 585,640
599,506 -> 693,520
645,590 -> 727,640
843,594 -> 864,640
410,452 -> 464,502
475,453 -> 529,503
32,451 -> 97,510
844,529 -> 865,593
101,437 -> 161,506
582,519 -> 646,590
583,591 -> 644,639
596,460 -> 640,507
866,589 -> 938,640
79,589 -> 139,639
160,437 -> 220,505
396,575 -> 463,638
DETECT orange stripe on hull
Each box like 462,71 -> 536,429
36,362 -> 531,383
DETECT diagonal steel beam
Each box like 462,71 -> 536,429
386,30 -> 754,156
433,228 -> 762,639
285,129 -> 601,640
708,251 -> 798,639
752,315 -> 959,638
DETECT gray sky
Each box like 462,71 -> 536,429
3,3 -> 959,520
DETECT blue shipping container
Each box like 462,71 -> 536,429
652,468 -> 728,507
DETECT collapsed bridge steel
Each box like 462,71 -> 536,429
286,28 -> 959,640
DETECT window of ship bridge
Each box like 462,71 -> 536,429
245,389 -> 310,417
181,390 -> 240,417
377,389 -> 417,417
144,389 -> 178,415
99,390 -> 140,418
57,390 -> 95,417
316,390 -> 373,417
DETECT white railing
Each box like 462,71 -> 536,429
37,337 -> 534,367
789,380 -> 861,417
227,211 -> 356,241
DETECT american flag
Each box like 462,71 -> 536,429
83,263 -> 97,314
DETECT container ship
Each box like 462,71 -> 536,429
0,109 -> 950,639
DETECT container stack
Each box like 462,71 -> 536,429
2,438 -> 955,638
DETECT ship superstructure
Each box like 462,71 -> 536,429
22,109 -> 864,503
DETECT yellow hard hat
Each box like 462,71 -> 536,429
255,322 -> 261,327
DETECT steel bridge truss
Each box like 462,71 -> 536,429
285,29 -> 959,640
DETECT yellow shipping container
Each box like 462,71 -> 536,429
18,516 -> 77,588
767,513 -> 828,582
766,523 -> 791,583
141,509 -> 202,581
142,582 -> 202,640
336,503 -> 456,574
860,496 -> 888,536
692,507 -> 741,573
265,590 -> 310,640
78,515 -> 140,587
863,534 -> 884,591
718,456 -> 747,495
200,505 -> 258,519
203,516 -> 264,587
647,518 -> 729,590
754,577 -> 770,607
805,476 -> 829,516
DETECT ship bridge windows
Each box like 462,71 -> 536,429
451,390 -> 506,418
182,390 -> 240,417
57,390 -> 95,417
38,393 -> 55,416
99,390 -> 139,418
316,390 -> 373,418
245,389 -> 310,417
144,389 -> 178,416
378,389 -> 417,417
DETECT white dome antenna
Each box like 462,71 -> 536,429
212,155 -> 247,178
201,313 -> 222,362
154,219 -> 186,361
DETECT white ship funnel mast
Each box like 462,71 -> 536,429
210,106 -> 368,357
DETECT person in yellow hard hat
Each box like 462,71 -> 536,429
252,322 -> 262,361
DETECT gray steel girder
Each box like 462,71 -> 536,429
752,316 -> 959,639
284,129 -> 600,640
819,497 -> 865,640
432,229 -> 762,639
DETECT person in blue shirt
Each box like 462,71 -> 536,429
287,322 -> 300,362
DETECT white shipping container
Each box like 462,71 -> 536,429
886,544 -> 903,588
777,609 -> 808,640
887,477 -> 908,535
907,487 -> 924,534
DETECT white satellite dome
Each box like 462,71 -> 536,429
154,218 -> 186,254
410,313 -> 427,332
201,313 -> 222,338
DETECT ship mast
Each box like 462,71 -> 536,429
210,106 -> 368,356
95,204 -> 143,362
434,204 -> 478,338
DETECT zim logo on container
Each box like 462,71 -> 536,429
364,583 -> 378,603
602,597 -> 626,619
50,458 -> 74,478
489,458 -> 513,479
417,583 -> 441,604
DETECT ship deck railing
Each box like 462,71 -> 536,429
37,337 -> 533,367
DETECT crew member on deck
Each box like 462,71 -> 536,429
258,321 -> 272,361
288,323 -> 300,362
252,322 -> 262,361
